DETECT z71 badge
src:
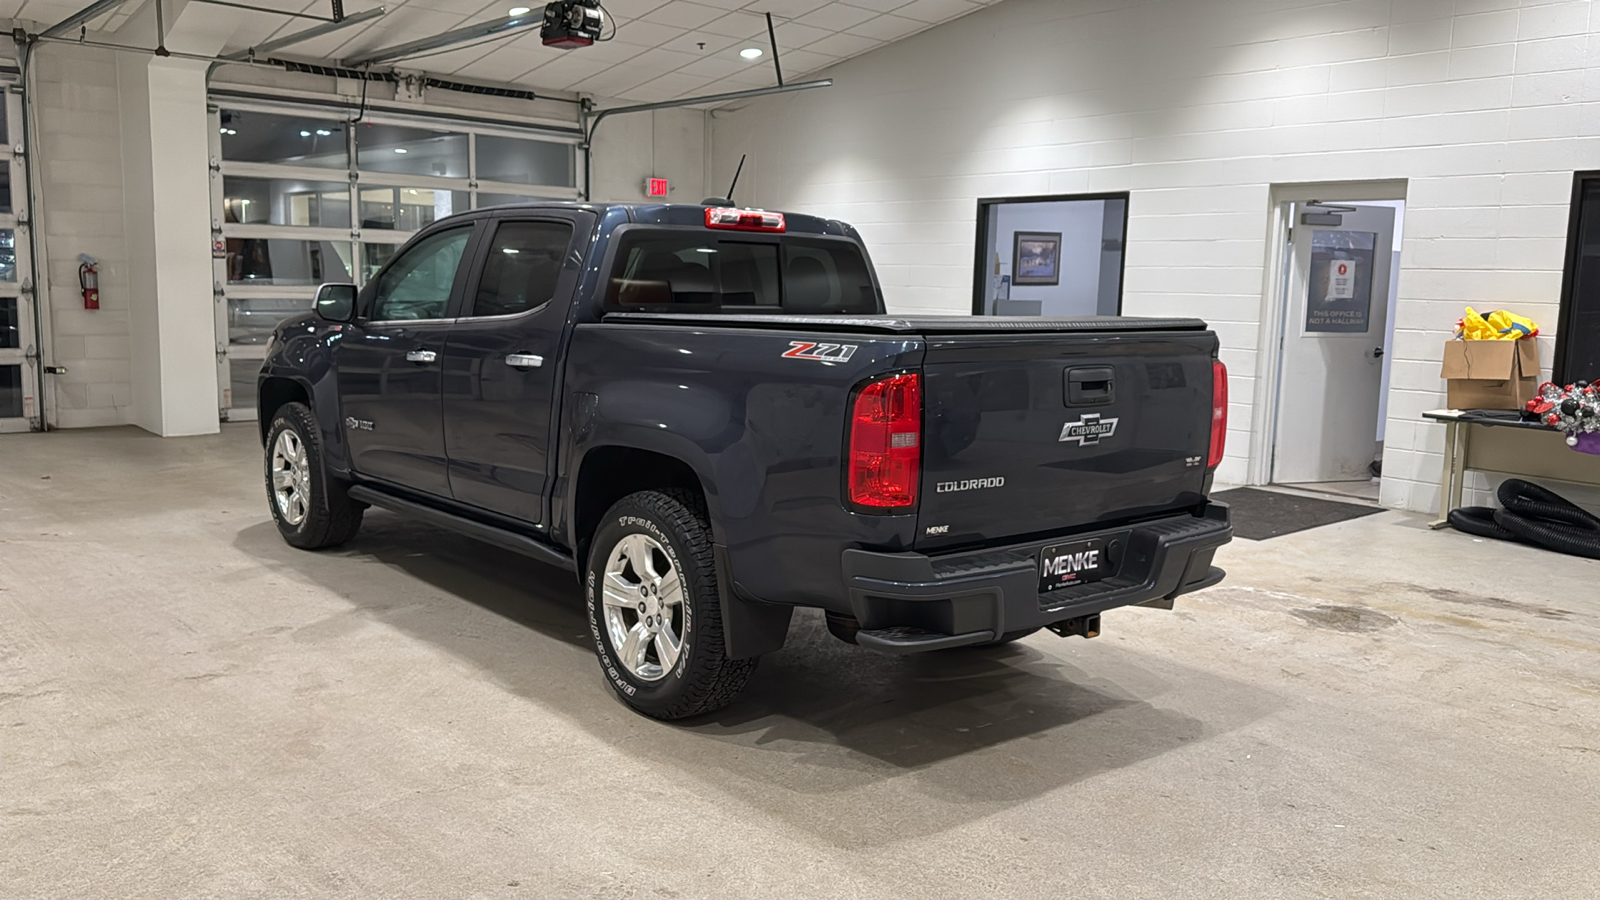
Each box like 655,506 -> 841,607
1059,413 -> 1118,446
782,341 -> 857,363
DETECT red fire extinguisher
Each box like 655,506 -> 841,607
78,255 -> 101,310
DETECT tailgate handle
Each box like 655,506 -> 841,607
1066,366 -> 1115,406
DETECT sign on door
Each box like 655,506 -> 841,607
1305,230 -> 1376,333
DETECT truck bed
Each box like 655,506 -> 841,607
598,310 -> 1221,555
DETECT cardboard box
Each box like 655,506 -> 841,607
1440,338 -> 1539,410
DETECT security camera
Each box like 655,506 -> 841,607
541,0 -> 604,49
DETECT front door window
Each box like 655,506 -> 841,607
368,226 -> 472,321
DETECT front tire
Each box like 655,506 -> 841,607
586,490 -> 755,720
264,402 -> 364,550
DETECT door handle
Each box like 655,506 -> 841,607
405,349 -> 438,364
505,353 -> 544,369
1372,346 -> 1384,359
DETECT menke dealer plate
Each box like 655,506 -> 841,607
1039,538 -> 1108,592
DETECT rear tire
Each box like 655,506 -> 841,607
264,402 -> 364,550
585,490 -> 755,720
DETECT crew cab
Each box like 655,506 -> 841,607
258,201 -> 1233,720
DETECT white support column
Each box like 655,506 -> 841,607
113,0 -> 233,436
118,53 -> 218,436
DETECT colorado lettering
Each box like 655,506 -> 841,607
935,477 -> 1004,493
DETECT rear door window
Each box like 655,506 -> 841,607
605,231 -> 878,313
469,220 -> 573,317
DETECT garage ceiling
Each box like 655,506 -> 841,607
1,0 -> 995,102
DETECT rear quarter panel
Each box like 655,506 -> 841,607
562,323 -> 922,612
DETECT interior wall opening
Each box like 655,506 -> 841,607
1264,190 -> 1407,502
971,193 -> 1128,317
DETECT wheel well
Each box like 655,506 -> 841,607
257,377 -> 310,444
574,447 -> 706,564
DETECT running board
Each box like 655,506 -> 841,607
346,485 -> 576,572
855,627 -> 995,654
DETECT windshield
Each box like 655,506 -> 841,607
605,230 -> 881,314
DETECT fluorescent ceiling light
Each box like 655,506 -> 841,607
508,6 -> 531,13
394,148 -> 409,154
740,47 -> 763,60
300,130 -> 311,136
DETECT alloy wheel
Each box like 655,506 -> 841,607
601,532 -> 686,682
271,429 -> 311,526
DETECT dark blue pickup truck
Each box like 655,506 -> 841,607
258,201 -> 1232,719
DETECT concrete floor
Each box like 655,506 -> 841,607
3,426 -> 1598,899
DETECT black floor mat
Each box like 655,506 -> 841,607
1210,487 -> 1383,540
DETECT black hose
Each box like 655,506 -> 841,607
1497,479 -> 1600,531
1450,479 -> 1600,560
1447,506 -> 1523,543
1492,509 -> 1600,559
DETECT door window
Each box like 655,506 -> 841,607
368,226 -> 472,321
470,221 -> 573,317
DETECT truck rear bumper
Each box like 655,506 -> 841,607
839,502 -> 1232,654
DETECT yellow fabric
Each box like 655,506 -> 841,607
1456,307 -> 1539,340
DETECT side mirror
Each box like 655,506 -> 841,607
314,283 -> 357,322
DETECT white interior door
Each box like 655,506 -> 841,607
1272,203 -> 1396,484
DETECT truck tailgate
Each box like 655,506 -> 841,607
915,330 -> 1218,552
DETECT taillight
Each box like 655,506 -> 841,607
848,373 -> 921,509
1209,360 -> 1228,468
705,207 -> 786,232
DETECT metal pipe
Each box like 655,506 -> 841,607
765,13 -> 783,88
35,32 -> 285,67
343,10 -> 542,67
15,39 -> 48,428
153,0 -> 168,57
581,78 -> 833,200
41,0 -> 137,38
223,6 -> 386,61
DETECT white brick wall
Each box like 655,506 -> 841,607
23,49 -> 600,432
707,0 -> 1600,509
31,44 -> 134,429
591,108 -> 708,204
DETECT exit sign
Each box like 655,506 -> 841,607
645,177 -> 670,198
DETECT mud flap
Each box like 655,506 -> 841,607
714,544 -> 793,659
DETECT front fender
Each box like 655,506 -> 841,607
259,315 -> 350,477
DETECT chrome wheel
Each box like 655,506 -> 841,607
270,429 -> 311,526
601,533 -> 686,682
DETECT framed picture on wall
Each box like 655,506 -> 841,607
1013,231 -> 1062,285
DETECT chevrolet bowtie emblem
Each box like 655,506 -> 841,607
1059,413 -> 1119,446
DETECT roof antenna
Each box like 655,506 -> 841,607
727,153 -> 746,203
702,153 -> 746,206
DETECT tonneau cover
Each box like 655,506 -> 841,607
602,312 -> 1209,334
